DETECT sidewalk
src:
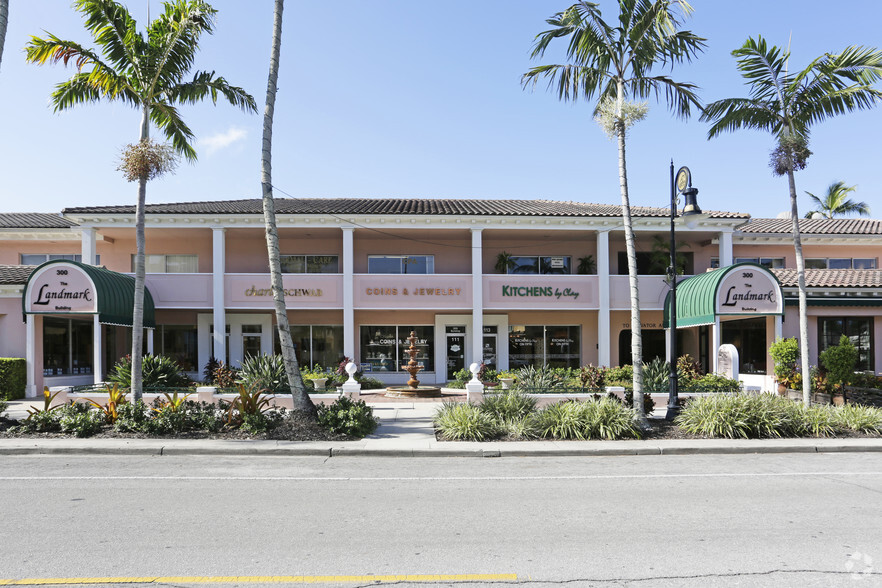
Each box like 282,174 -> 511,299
3,398 -> 882,457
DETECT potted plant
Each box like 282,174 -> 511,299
497,370 -> 517,389
820,335 -> 859,406
495,252 -> 515,274
809,366 -> 831,405
577,255 -> 596,275
769,337 -> 799,395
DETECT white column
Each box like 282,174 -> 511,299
471,228 -> 484,365
147,329 -> 154,355
93,315 -> 103,385
719,231 -> 733,267
712,317 -> 721,374
342,227 -> 355,359
596,230 -> 611,366
81,228 -> 97,265
26,314 -> 37,397
212,227 -> 227,363
775,315 -> 783,340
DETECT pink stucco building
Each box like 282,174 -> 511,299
1,198 -> 879,396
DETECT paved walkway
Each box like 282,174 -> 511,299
3,397 -> 882,457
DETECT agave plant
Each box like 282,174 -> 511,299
512,365 -> 567,393
642,357 -> 671,393
108,354 -> 189,390
238,354 -> 290,395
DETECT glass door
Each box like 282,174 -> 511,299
445,326 -> 466,380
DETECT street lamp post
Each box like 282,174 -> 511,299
667,162 -> 704,420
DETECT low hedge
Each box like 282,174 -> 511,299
0,358 -> 26,400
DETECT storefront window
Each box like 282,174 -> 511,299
721,317 -> 767,375
43,317 -> 93,376
509,325 -> 581,369
133,254 -> 198,273
160,325 -> 197,371
360,325 -> 434,372
281,325 -> 344,369
818,317 -> 874,371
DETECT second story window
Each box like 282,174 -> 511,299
279,255 -> 339,273
805,258 -> 877,270
368,255 -> 434,274
21,253 -> 100,265
505,256 -> 572,275
132,254 -> 198,273
735,257 -> 785,269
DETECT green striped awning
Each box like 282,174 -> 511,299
663,263 -> 784,328
22,260 -> 155,328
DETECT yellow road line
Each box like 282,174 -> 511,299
0,574 -> 517,585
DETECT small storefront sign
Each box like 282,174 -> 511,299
501,285 -> 580,300
715,267 -> 782,315
25,264 -> 96,314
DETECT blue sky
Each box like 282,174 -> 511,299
1,0 -> 880,218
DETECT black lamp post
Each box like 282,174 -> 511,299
667,161 -> 704,420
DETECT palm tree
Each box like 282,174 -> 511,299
260,0 -> 315,417
702,37 -> 882,406
522,1 -> 704,426
0,0 -> 8,73
26,0 -> 256,400
805,181 -> 870,218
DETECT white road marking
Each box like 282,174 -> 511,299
0,472 -> 880,481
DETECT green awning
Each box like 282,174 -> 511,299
663,263 -> 784,328
22,260 -> 155,328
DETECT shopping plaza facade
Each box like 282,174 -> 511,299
1,198 -> 880,397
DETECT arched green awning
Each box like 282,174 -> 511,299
663,263 -> 783,328
22,260 -> 155,328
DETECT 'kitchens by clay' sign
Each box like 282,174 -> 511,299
715,266 -> 782,316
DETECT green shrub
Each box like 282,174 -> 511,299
317,396 -> 378,437
623,391 -> 655,413
58,405 -> 104,437
480,390 -> 537,421
834,404 -> 882,434
605,365 -> 633,383
238,354 -> 291,394
0,358 -> 27,400
0,396 -> 7,418
769,338 -> 800,388
17,407 -> 62,433
108,354 -> 190,390
434,402 -> 500,441
675,394 -> 835,439
642,357 -> 671,393
685,374 -> 742,393
513,365 -> 567,392
532,398 -> 641,440
114,400 -> 151,433
820,335 -> 859,391
356,376 -> 386,390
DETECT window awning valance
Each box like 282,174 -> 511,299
663,263 -> 784,328
22,260 -> 155,328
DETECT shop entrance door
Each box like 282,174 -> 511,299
482,325 -> 498,369
446,326 -> 466,380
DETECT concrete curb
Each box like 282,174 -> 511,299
1,438 -> 881,457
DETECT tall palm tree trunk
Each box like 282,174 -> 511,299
131,105 -> 150,402
787,168 -> 811,406
260,0 -> 315,416
615,85 -> 648,428
0,0 -> 8,73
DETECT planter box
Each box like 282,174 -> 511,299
812,393 -> 831,405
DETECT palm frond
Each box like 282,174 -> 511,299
628,74 -> 701,118
701,97 -> 780,138
51,71 -> 137,111
74,0 -> 143,76
165,71 -> 258,112
521,63 -> 609,102
149,102 -> 197,161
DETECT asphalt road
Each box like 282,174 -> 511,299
1,453 -> 880,587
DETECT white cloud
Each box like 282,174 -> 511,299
198,126 -> 248,156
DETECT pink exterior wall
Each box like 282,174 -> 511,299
226,228 -> 343,273
482,230 -> 595,275
355,275 -> 471,309
0,240 -> 84,265
732,244 -> 880,267
145,274 -> 213,308
226,275 -> 344,309
97,228 -> 214,274
0,298 -> 26,357
353,229 -> 471,274
484,275 -> 598,309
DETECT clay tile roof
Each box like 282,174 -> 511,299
0,213 -> 78,229
772,269 -> 882,288
740,218 -> 882,235
0,265 -> 36,285
62,198 -> 749,219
